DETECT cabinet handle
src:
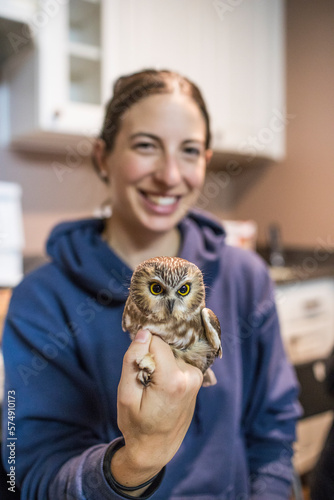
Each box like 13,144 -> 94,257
302,299 -> 322,315
53,110 -> 62,120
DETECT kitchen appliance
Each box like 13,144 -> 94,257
268,222 -> 285,267
222,219 -> 257,250
0,181 -> 24,287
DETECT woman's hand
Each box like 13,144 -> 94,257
111,329 -> 203,495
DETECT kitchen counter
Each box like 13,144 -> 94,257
269,264 -> 334,284
257,246 -> 334,284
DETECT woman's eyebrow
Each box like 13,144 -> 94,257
129,133 -> 205,146
129,132 -> 160,141
182,139 -> 205,144
182,139 -> 206,149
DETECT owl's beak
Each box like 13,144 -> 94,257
167,299 -> 175,313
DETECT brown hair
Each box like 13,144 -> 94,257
98,69 -> 211,153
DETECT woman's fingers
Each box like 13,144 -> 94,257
149,334 -> 203,392
118,329 -> 152,409
119,330 -> 203,404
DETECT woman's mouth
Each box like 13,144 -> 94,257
146,193 -> 178,206
139,190 -> 181,214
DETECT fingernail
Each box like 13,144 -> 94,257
134,329 -> 150,343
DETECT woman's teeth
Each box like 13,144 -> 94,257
145,194 -> 178,206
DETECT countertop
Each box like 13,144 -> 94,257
257,246 -> 334,285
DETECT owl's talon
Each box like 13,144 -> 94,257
137,353 -> 155,373
136,353 -> 155,386
138,370 -> 152,387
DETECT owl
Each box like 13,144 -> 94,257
122,256 -> 222,387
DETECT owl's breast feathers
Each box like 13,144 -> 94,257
122,297 -> 221,374
123,293 -> 198,342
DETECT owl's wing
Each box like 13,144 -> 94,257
122,296 -> 141,336
122,296 -> 131,332
201,308 -> 222,358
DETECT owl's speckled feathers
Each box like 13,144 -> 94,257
122,256 -> 222,387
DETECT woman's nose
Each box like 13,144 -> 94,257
154,154 -> 182,186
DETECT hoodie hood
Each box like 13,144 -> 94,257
46,210 -> 226,302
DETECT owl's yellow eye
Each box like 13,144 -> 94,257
150,282 -> 164,295
178,283 -> 190,296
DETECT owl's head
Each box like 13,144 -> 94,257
129,256 -> 205,319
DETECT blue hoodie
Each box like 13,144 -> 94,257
2,210 -> 300,499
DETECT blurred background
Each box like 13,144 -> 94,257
0,0 -> 334,498
0,0 -> 334,253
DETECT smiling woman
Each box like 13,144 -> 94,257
1,69 -> 301,500
92,70 -> 212,269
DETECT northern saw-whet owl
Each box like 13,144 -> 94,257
122,256 -> 222,387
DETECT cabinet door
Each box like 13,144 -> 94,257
6,0 -> 107,150
0,0 -> 36,23
113,0 -> 220,114
38,0 -> 105,137
220,0 -> 285,161
109,0 -> 284,161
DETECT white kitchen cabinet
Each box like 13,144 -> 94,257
0,0 -> 36,24
114,0 -> 285,162
3,0 -> 285,161
275,277 -> 334,474
275,277 -> 334,364
3,0 -> 112,151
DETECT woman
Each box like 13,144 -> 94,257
2,69 -> 300,499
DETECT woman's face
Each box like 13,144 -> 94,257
102,92 -> 211,235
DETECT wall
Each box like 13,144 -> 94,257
0,147 -> 109,255
217,0 -> 334,249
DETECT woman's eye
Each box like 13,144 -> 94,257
134,142 -> 156,151
178,283 -> 190,296
183,147 -> 201,157
150,282 -> 163,295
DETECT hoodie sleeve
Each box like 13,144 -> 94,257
1,270 -> 158,500
239,259 -> 302,500
48,439 -> 164,499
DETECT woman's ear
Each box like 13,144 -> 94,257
205,149 -> 213,167
92,138 -> 109,184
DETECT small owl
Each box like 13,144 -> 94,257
122,256 -> 222,387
